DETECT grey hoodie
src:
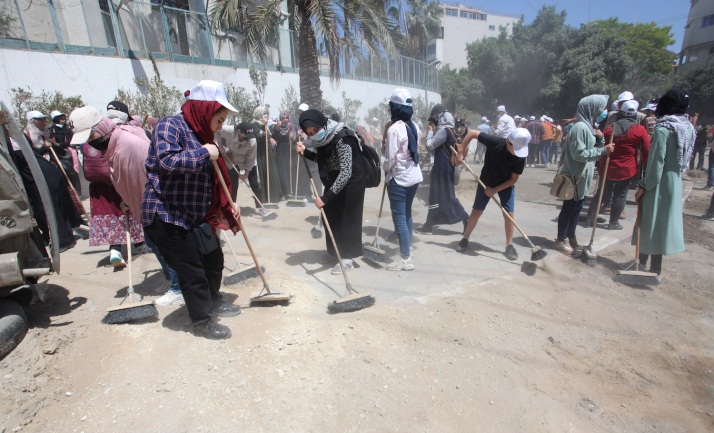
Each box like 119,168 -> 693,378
425,111 -> 455,153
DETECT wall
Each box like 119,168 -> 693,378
678,0 -> 714,73
0,48 -> 440,123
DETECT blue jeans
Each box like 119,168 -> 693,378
388,179 -> 419,258
540,140 -> 552,165
143,230 -> 181,293
708,149 -> 714,187
557,198 -> 585,241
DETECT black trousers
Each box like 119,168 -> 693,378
144,217 -> 223,324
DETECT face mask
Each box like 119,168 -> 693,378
311,128 -> 327,142
596,110 -> 607,123
87,136 -> 110,152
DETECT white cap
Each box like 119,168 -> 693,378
514,115 -> 521,120
616,91 -> 634,103
507,128 -> 531,158
68,106 -> 103,145
50,110 -> 65,120
185,80 -> 238,113
389,88 -> 413,107
298,103 -> 309,112
497,105 -> 506,112
644,100 -> 657,112
372,117 -> 379,122
529,116 -> 535,121
26,110 -> 46,121
621,99 -> 639,113
481,116 -> 488,122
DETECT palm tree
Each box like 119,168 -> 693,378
209,0 -> 403,110
392,0 -> 442,60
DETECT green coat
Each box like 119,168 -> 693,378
637,127 -> 684,255
561,122 -> 607,201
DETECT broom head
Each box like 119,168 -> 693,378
250,290 -> 292,304
327,292 -> 375,314
102,301 -> 158,324
286,196 -> 308,207
223,265 -> 264,285
614,270 -> 661,286
530,246 -> 547,261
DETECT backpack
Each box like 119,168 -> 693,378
334,128 -> 381,188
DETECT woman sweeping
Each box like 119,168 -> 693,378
553,95 -> 614,255
251,106 -> 283,204
296,109 -> 366,274
416,104 -> 468,234
272,110 -> 296,198
634,88 -> 695,278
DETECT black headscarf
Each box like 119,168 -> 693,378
389,102 -> 419,164
655,88 -> 689,118
107,101 -> 130,115
299,109 -> 328,132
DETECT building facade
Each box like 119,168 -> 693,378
678,0 -> 714,73
426,4 -> 519,70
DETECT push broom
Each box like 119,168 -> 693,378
583,132 -> 615,265
614,194 -> 661,286
450,146 -> 547,261
286,139 -> 307,207
263,123 -> 279,210
102,211 -> 158,324
212,161 -> 290,304
302,156 -> 375,313
218,145 -> 277,221
363,183 -> 389,263
221,231 -> 262,285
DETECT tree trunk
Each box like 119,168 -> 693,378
297,4 -> 322,110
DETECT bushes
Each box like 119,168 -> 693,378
115,77 -> 184,119
10,87 -> 84,128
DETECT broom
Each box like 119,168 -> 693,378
263,123 -> 279,209
221,231 -> 262,285
286,138 -> 307,207
583,133 -> 614,265
212,161 -> 290,304
450,146 -> 547,261
102,211 -> 158,324
47,146 -> 87,218
301,156 -> 375,313
363,183 -> 389,263
217,145 -> 277,221
614,194 -> 661,286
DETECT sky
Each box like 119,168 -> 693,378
451,0 -> 691,51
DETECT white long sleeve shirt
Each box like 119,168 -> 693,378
495,113 -> 516,138
384,120 -> 423,187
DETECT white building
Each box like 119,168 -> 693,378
426,4 -> 519,70
678,0 -> 714,73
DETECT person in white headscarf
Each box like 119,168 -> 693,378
252,106 -> 283,203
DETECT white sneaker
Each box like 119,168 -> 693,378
386,257 -> 414,271
154,291 -> 184,306
110,250 -> 126,268
330,259 -> 354,275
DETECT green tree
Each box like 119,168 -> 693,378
11,87 -> 85,129
115,77 -> 184,119
280,83 -> 299,115
674,62 -> 714,119
210,0 -> 403,110
397,0 -> 443,59
336,91 -> 363,127
224,83 -> 260,124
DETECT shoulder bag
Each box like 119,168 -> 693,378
550,162 -> 575,201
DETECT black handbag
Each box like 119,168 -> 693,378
192,222 -> 219,255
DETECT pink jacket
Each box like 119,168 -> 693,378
103,125 -> 150,219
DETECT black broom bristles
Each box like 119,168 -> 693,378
102,304 -> 158,324
327,295 -> 376,314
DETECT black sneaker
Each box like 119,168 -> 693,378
192,320 -> 232,340
415,225 -> 433,235
211,302 -> 242,317
504,244 -> 518,261
584,218 -> 594,228
455,238 -> 469,253
703,213 -> 714,221
607,222 -> 623,230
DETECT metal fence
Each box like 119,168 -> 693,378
0,0 -> 439,92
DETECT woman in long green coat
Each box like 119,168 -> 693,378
635,89 -> 696,276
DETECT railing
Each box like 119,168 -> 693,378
0,0 -> 439,93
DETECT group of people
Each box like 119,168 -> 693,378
5,75 -> 708,340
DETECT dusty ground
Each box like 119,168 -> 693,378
1,165 -> 713,433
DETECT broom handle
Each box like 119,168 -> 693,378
449,146 -> 536,248
48,145 -> 87,216
587,130 -> 615,244
373,182 -> 387,239
265,123 -> 271,203
294,139 -> 301,197
301,154 -> 357,295
289,137 -> 294,196
217,144 -> 269,211
635,197 -> 642,270
212,160 -> 272,292
124,210 -> 137,301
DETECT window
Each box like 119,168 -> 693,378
489,25 -> 495,31
460,11 -> 468,18
427,43 -> 436,57
481,14 -> 488,21
703,14 -> 714,27
445,9 -> 458,17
